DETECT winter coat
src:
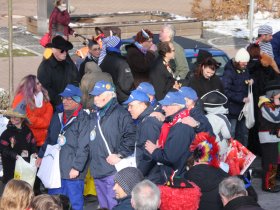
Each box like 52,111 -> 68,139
258,98 -> 280,144
223,196 -> 264,210
48,7 -> 74,40
171,41 -> 189,79
38,108 -> 89,180
149,56 -> 176,101
78,55 -> 98,81
0,123 -> 37,184
12,94 -> 53,147
126,44 -> 156,87
185,164 -> 229,210
100,51 -> 134,103
37,54 -> 79,108
80,62 -> 113,109
113,196 -> 134,210
271,31 -> 280,69
222,60 -> 250,118
152,110 -> 195,180
88,98 -> 136,179
136,106 -> 162,184
189,74 -> 224,98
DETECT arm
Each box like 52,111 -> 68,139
0,131 -> 17,159
27,102 -> 53,129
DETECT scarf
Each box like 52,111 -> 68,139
34,92 -> 43,108
62,104 -> 82,124
158,109 -> 190,149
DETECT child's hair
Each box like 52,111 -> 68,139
0,179 -> 34,210
29,194 -> 63,210
53,195 -> 71,210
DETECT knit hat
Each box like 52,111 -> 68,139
196,49 -> 212,64
136,82 -> 155,96
235,48 -> 250,63
114,167 -> 144,195
258,25 -> 273,35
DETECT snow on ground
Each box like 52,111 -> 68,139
204,11 -> 280,38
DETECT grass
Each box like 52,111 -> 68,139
0,39 -> 36,57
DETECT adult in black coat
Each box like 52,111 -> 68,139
126,29 -> 157,88
100,50 -> 134,103
149,41 -> 178,101
37,36 -> 79,109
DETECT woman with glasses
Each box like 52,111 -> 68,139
12,74 -> 53,194
149,41 -> 179,101
126,29 -> 157,88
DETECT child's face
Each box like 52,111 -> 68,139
10,117 -> 23,127
185,98 -> 195,109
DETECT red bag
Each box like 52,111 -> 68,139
39,33 -> 50,47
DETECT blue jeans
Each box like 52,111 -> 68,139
229,118 -> 249,147
48,179 -> 84,210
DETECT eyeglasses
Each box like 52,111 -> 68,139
92,48 -> 101,51
61,97 -> 72,101
60,49 -> 68,53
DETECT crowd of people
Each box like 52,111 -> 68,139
0,3 -> 280,208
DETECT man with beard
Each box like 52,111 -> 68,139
222,48 -> 253,147
255,24 -> 274,58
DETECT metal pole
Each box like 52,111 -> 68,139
248,0 -> 255,42
8,0 -> 14,103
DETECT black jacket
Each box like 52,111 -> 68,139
186,164 -> 229,210
113,196 -> 134,210
224,196 -> 264,210
0,123 -> 37,184
89,98 -> 136,179
100,51 -> 134,103
37,54 -> 79,108
136,106 -> 162,184
149,56 -> 176,101
126,44 -> 156,87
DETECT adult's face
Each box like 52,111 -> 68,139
35,79 -> 42,93
162,104 -> 182,117
141,38 -> 153,49
159,27 -> 171,42
52,48 -> 67,61
202,66 -> 215,79
62,97 -> 79,111
128,101 -> 147,120
89,44 -> 101,58
113,182 -> 127,199
262,34 -> 273,42
93,92 -> 112,108
238,62 -> 248,70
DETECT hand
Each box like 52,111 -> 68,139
243,97 -> 249,103
173,81 -> 181,90
182,116 -> 199,127
145,140 -> 159,154
248,79 -> 254,85
106,154 -> 121,165
69,168 -> 79,179
150,112 -> 165,122
35,158 -> 42,167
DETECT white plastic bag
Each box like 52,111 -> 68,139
238,84 -> 255,129
37,144 -> 61,189
14,155 -> 37,187
115,155 -> 136,172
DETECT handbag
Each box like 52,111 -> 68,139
97,114 -> 136,172
39,32 -> 50,47
14,156 -> 37,187
238,84 -> 255,129
37,144 -> 61,189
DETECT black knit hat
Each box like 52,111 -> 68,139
114,167 -> 144,195
196,49 -> 212,64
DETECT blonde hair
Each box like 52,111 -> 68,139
0,179 -> 34,210
29,194 -> 63,210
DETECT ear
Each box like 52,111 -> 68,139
131,197 -> 135,208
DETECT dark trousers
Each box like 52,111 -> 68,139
261,142 -> 278,171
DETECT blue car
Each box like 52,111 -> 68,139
122,35 -> 230,78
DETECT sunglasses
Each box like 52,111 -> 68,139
60,49 -> 68,53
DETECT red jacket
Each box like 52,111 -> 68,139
12,94 -> 53,147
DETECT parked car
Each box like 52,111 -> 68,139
121,35 -> 230,77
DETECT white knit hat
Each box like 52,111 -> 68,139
235,48 -> 250,63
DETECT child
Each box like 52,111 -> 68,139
0,106 -> 37,184
258,79 -> 280,192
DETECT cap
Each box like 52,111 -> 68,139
123,90 -> 149,104
89,80 -> 115,96
159,91 -> 185,106
136,82 -> 155,96
178,87 -> 198,101
258,25 -> 273,35
59,84 -> 82,97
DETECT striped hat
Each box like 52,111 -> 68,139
114,167 -> 144,195
258,25 -> 273,35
